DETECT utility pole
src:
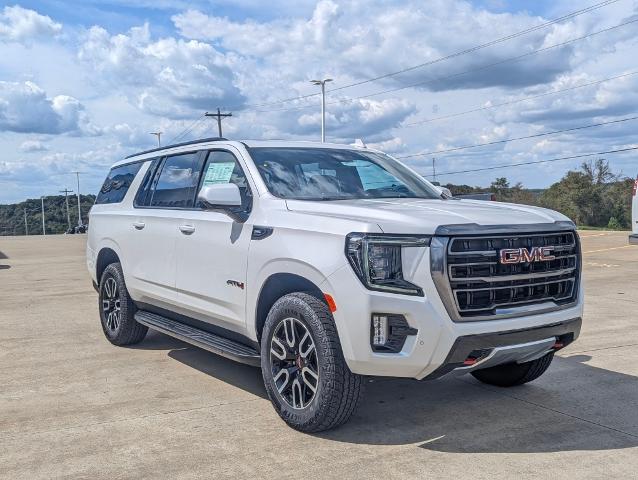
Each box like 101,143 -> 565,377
41,196 -> 46,236
60,188 -> 73,230
432,157 -> 436,183
310,78 -> 332,142
23,208 -> 28,236
205,109 -> 232,137
71,171 -> 84,227
149,131 -> 162,147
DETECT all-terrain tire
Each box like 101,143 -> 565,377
98,262 -> 147,346
261,292 -> 363,432
471,352 -> 554,387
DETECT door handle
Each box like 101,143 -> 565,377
179,224 -> 196,235
132,221 -> 145,230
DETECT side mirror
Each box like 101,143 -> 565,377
198,183 -> 242,209
432,185 -> 453,198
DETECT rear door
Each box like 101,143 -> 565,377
173,148 -> 254,332
124,151 -> 204,306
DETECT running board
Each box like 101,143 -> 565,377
135,311 -> 261,367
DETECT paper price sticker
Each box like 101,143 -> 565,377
203,162 -> 235,185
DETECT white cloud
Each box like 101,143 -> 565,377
0,5 -> 62,43
491,70 -> 638,126
0,81 -> 99,135
0,143 -> 124,201
172,0 -> 578,98
263,97 -> 416,140
78,24 -> 245,119
2,0 -> 638,202
19,140 -> 48,152
367,137 -> 406,153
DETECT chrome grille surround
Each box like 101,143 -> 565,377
430,222 -> 581,322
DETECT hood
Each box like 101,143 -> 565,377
285,198 -> 572,235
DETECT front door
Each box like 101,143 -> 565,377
174,148 -> 254,333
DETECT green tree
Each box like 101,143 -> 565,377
539,159 -> 632,228
0,194 -> 95,236
489,177 -> 536,205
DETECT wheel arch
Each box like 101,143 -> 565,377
254,272 -> 325,342
96,247 -> 121,282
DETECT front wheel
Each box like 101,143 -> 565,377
261,292 -> 362,432
471,352 -> 554,387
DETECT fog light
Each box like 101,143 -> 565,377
372,315 -> 388,346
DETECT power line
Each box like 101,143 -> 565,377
256,17 -> 638,115
232,0 -> 619,110
432,146 -> 638,177
397,115 -> 638,159
403,70 -> 638,127
329,0 -> 621,93
166,114 -> 207,145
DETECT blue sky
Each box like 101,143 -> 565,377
1,0 -> 637,203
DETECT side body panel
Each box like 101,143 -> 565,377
173,209 -> 252,332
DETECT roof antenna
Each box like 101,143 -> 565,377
353,138 -> 367,148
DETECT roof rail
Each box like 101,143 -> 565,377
125,137 -> 229,159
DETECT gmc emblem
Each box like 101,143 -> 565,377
499,246 -> 556,264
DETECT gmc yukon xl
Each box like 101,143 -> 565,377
87,138 -> 583,432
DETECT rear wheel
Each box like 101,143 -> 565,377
98,262 -> 147,346
471,352 -> 554,387
261,292 -> 362,432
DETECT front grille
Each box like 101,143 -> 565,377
435,230 -> 580,320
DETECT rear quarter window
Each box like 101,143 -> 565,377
95,162 -> 143,204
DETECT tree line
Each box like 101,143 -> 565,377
0,194 -> 96,236
444,160 -> 635,229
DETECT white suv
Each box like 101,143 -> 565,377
87,138 -> 583,432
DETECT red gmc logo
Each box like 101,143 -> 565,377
499,246 -> 556,264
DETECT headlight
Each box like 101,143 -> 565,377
345,233 -> 430,296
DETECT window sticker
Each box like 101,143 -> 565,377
203,162 -> 235,185
355,163 -> 396,190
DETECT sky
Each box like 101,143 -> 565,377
0,0 -> 637,203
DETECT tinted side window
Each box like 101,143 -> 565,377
198,151 -> 252,209
150,153 -> 201,208
95,162 -> 143,204
134,158 -> 160,207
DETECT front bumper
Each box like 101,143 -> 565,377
630,234 -> 638,245
321,247 -> 584,380
424,317 -> 581,379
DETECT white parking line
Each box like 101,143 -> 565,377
580,232 -> 612,238
583,245 -> 634,254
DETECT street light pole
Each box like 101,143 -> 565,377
310,78 -> 332,142
432,157 -> 436,183
72,171 -> 83,227
150,131 -> 162,147
41,196 -> 46,236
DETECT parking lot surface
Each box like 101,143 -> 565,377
1,231 -> 637,479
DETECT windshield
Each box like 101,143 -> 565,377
249,147 -> 441,200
